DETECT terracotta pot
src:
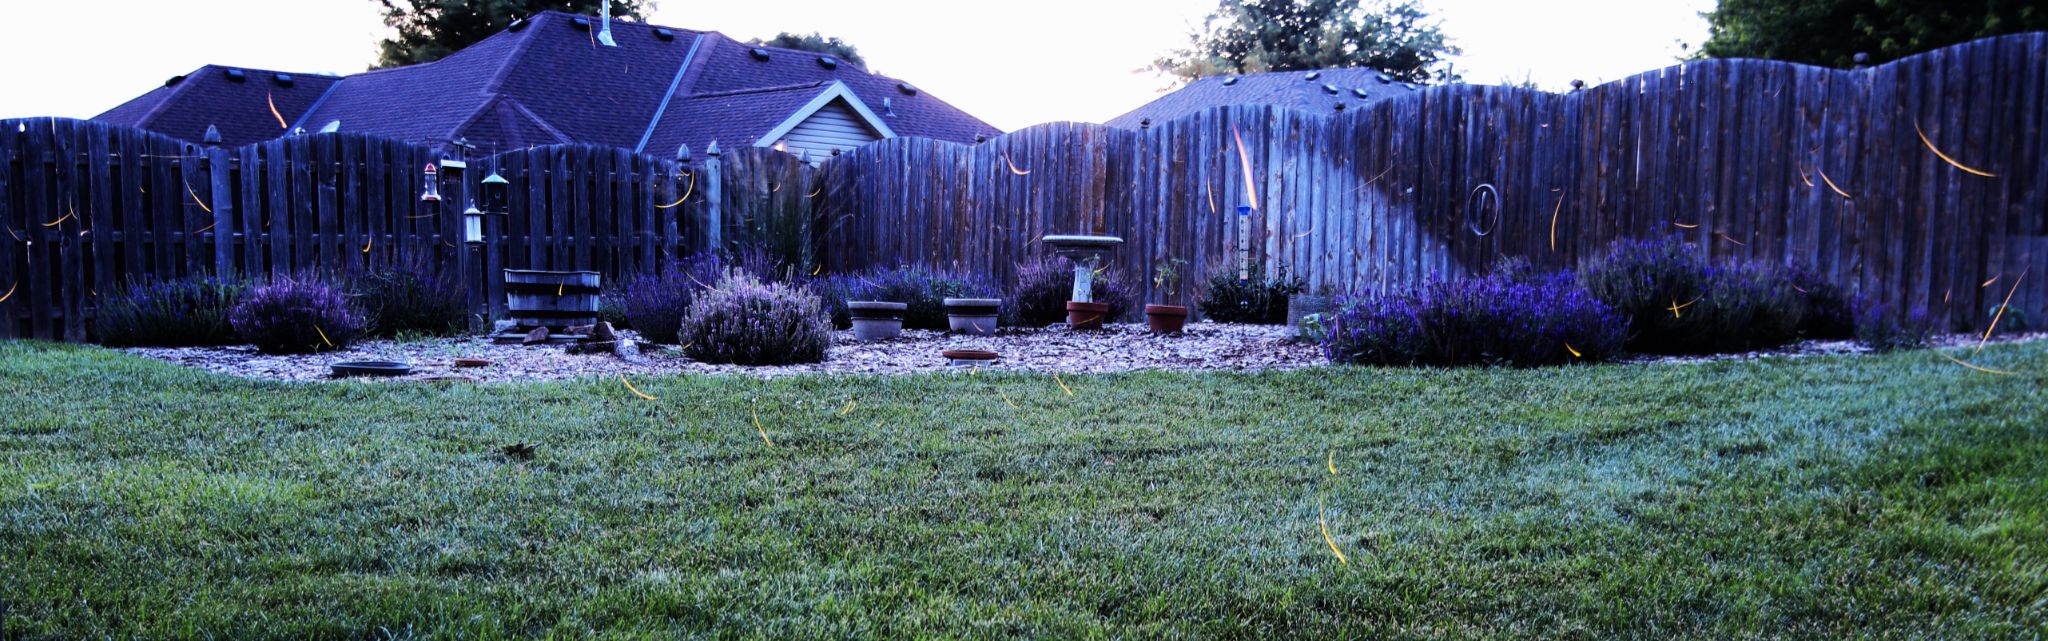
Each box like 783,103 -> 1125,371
942,348 -> 999,367
847,301 -> 907,341
1066,301 -> 1111,330
944,297 -> 1001,335
1144,304 -> 1189,333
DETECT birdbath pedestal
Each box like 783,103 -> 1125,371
1043,234 -> 1123,329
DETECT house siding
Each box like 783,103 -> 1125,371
777,100 -> 880,158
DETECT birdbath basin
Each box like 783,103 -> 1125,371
1042,235 -> 1123,303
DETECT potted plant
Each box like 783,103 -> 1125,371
944,297 -> 1001,335
1144,258 -> 1190,333
847,300 -> 907,341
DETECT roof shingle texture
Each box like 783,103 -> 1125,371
1106,68 -> 1419,129
94,11 -> 999,154
95,66 -> 340,146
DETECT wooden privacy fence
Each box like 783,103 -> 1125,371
821,33 -> 2048,331
0,120 -> 810,340
2,33 -> 2044,341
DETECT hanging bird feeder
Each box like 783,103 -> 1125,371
420,163 -> 442,202
463,201 -> 485,246
481,170 -> 510,215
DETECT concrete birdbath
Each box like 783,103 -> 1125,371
1043,234 -> 1124,330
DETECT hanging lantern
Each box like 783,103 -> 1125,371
480,170 -> 510,215
420,163 -> 442,202
463,200 -> 484,245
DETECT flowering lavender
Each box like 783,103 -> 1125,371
1853,298 -> 1933,352
94,277 -> 247,347
1579,236 -> 1805,354
228,277 -> 366,354
1324,272 -> 1628,367
680,269 -> 830,365
614,252 -> 728,344
1008,255 -> 1132,326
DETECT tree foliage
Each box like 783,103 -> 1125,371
1154,0 -> 1458,84
1698,0 -> 2048,68
748,32 -> 867,66
373,0 -> 650,68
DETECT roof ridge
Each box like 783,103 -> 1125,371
689,81 -> 828,99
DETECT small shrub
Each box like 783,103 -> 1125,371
1324,273 -> 1628,367
815,265 -> 997,330
1008,255 -> 1133,326
348,262 -> 466,338
1789,267 -> 1854,340
229,277 -> 366,354
1854,299 -> 1933,352
1199,261 -> 1305,324
616,253 -> 726,344
95,277 -> 247,347
680,270 -> 831,365
1578,237 -> 1804,354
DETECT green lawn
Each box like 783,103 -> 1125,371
0,341 -> 2043,640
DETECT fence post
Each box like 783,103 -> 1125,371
705,141 -> 722,252
205,134 -> 234,281
439,157 -> 480,325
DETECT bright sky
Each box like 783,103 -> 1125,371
0,0 -> 1713,131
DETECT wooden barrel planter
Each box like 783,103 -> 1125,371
504,270 -> 602,330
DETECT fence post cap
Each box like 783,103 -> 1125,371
202,125 -> 222,146
706,140 -> 722,156
675,143 -> 691,161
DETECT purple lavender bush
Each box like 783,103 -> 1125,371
1008,255 -> 1133,326
229,277 -> 366,354
1854,298 -> 1933,352
615,252 -> 728,344
680,270 -> 830,365
1578,236 -> 1805,354
94,277 -> 247,347
812,264 -> 997,330
1324,272 -> 1628,367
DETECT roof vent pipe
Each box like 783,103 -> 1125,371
597,2 -> 617,46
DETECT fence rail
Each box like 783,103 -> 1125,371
3,33 -> 2044,341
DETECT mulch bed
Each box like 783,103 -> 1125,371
121,322 -> 1324,383
119,324 -> 2045,384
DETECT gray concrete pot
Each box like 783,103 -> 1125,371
944,298 -> 1001,335
847,301 -> 908,341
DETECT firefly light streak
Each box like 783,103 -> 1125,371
752,406 -> 777,446
1319,497 -> 1350,565
620,374 -> 658,400
1976,267 -> 2027,354
267,92 -> 287,130
655,174 -> 695,209
1816,168 -> 1853,200
1914,121 -> 1996,177
1232,126 -> 1258,209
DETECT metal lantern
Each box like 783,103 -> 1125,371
463,200 -> 484,245
480,170 -> 510,215
420,163 -> 442,202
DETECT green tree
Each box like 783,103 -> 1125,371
1698,0 -> 2048,68
1154,0 -> 1458,84
373,0 -> 651,68
748,32 -> 866,66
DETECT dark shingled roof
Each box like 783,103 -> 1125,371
95,66 -> 341,146
94,11 -> 999,154
1106,68 -> 1418,129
